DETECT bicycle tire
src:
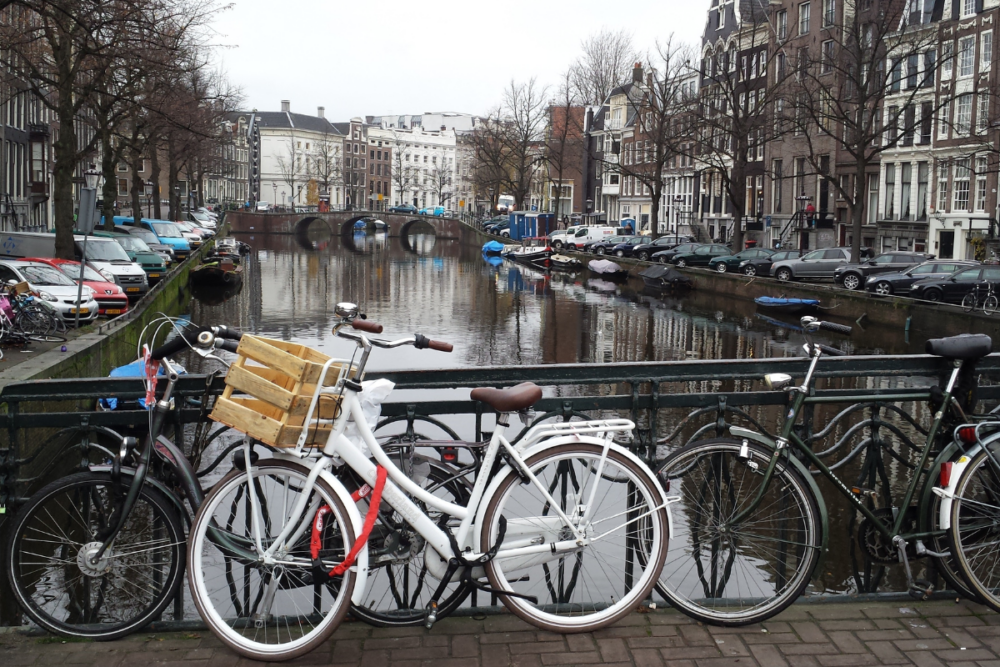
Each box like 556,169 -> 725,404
348,456 -> 474,627
985,295 -> 998,316
963,293 -> 976,313
188,459 -> 356,661
928,484 -> 981,602
5,470 -> 185,640
653,438 -> 822,626
480,442 -> 668,633
15,305 -> 54,337
948,448 -> 1000,611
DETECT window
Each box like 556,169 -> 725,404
118,178 -> 128,196
885,163 -> 896,219
953,158 -> 971,211
920,101 -> 933,144
778,10 -> 787,39
890,59 -> 901,92
900,163 -> 912,220
741,55 -> 748,80
976,157 -> 988,211
938,162 -> 949,212
942,42 -> 954,79
117,162 -> 128,172
978,94 -> 990,134
962,0 -> 976,17
939,100 -> 950,138
956,94 -> 973,135
867,173 -> 879,223
799,2 -> 811,34
718,3 -> 726,28
902,105 -> 915,146
823,0 -> 835,26
751,53 -> 758,79
959,36 -> 975,77
822,40 -> 834,74
983,32 -> 993,71
776,52 -> 786,79
906,55 -> 919,89
773,159 -> 783,213
887,105 -> 899,144
760,50 -> 767,75
917,162 -> 929,220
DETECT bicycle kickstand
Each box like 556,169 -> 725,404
893,535 -> 934,600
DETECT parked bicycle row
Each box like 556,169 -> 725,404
5,308 -> 1000,660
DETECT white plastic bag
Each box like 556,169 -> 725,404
340,379 -> 395,459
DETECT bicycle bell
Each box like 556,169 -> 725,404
335,302 -> 359,320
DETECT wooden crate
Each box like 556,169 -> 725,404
210,335 -> 355,447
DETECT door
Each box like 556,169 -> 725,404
796,250 -> 826,276
816,249 -> 848,277
939,231 -> 955,259
944,268 -> 982,302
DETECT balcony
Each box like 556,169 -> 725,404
28,124 -> 50,140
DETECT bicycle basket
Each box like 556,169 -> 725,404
210,335 -> 358,447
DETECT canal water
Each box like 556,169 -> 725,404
185,225 -> 949,600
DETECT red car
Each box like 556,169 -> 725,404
23,257 -> 130,316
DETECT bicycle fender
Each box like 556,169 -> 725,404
315,467 -> 369,606
932,429 -> 1000,530
729,427 -> 829,554
917,440 -> 967,533
88,464 -> 190,523
473,435 -> 671,545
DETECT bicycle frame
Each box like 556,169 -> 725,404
731,345 -> 964,545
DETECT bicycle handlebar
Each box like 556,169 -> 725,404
415,333 -> 453,353
149,325 -> 245,360
352,319 -> 383,334
818,321 -> 852,335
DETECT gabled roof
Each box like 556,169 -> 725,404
330,122 -> 352,135
251,111 -> 343,135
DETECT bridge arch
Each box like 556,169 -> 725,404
399,218 -> 437,253
293,216 -> 335,251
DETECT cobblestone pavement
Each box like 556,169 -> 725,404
2,599 -> 999,666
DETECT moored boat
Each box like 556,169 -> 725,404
502,237 -> 552,266
550,254 -> 582,270
482,240 -> 505,255
638,265 -> 693,290
754,296 -> 820,314
588,259 -> 629,280
190,258 -> 243,286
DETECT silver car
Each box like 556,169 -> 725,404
771,247 -> 854,282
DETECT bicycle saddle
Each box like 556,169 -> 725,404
926,334 -> 992,360
470,382 -> 542,412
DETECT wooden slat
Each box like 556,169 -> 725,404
210,396 -> 282,445
226,364 -> 294,411
236,335 -> 308,381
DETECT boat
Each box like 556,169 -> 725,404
638,265 -> 693,291
482,240 -> 506,255
754,296 -> 820,314
190,258 -> 243,287
214,238 -> 251,256
550,254 -> 582,271
482,252 -> 503,267
587,259 -> 629,280
502,237 -> 552,266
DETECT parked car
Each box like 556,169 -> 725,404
709,248 -> 776,273
738,249 -> 802,276
93,231 -> 167,283
566,226 -> 620,250
115,217 -> 191,261
586,235 -> 631,255
255,201 -> 270,212
0,260 -> 99,323
419,206 -> 445,216
833,251 -> 934,290
669,244 -> 732,268
22,257 -> 129,317
910,265 -> 1000,303
864,260 -> 980,296
631,235 -> 696,261
118,226 -> 175,264
548,227 -> 583,250
609,236 -> 648,257
771,247 -> 873,282
388,204 -> 418,214
187,210 -> 217,230
194,207 -> 218,222
652,243 -> 703,264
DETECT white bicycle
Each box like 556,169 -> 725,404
186,303 -> 671,661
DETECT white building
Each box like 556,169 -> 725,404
369,125 -> 458,209
247,101 -> 344,210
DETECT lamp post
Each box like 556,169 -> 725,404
281,191 -> 286,212
173,185 -> 180,218
271,182 -> 277,209
76,164 -> 102,329
297,184 -> 304,211
795,195 -> 813,253
144,180 -> 154,218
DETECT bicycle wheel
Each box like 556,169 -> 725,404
188,459 -> 356,661
985,295 -> 998,316
963,293 -> 976,313
349,455 -> 473,627
948,448 -> 1000,611
653,438 -> 822,626
480,442 -> 668,633
15,304 -> 55,338
928,482 -> 981,602
5,471 -> 185,640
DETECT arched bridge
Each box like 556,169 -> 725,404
224,211 -> 463,239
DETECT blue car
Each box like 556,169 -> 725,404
114,216 -> 191,261
419,206 -> 445,216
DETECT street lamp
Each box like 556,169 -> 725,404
795,195 -> 813,252
76,164 -> 102,329
281,191 -> 286,211
144,180 -> 154,218
271,182 -> 277,209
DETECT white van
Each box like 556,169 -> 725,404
566,226 -> 619,250
74,235 -> 149,297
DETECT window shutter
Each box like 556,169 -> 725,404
976,0 -> 984,13
952,0 -> 959,20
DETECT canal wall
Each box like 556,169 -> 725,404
464,222 -> 1000,343
0,231 -> 216,388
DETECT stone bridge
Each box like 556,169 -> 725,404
224,211 -> 463,239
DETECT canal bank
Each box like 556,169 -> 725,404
464,222 -> 999,342
0,233 -> 216,388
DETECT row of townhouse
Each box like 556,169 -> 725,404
582,0 -> 1000,261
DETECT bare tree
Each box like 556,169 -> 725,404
430,166 -> 452,206
494,78 -> 549,209
786,0 -> 949,262
570,28 -> 640,106
312,130 -> 342,203
607,40 -> 696,238
390,132 -> 416,206
545,71 -> 585,226
275,136 -> 303,211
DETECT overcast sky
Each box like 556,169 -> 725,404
216,0 -> 707,121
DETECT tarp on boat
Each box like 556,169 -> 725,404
638,265 -> 692,287
588,259 -> 625,274
482,240 -> 505,254
754,297 -> 820,307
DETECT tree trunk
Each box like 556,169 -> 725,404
650,186 -> 662,240
130,147 -> 143,224
851,159 -> 867,263
150,143 -> 162,219
53,76 -> 78,260
729,160 -> 747,251
100,126 -> 117,231
168,149 -> 180,220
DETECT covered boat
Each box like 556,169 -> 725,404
502,237 -> 552,266
587,259 -> 629,280
482,240 -> 506,255
550,254 -> 582,270
638,265 -> 693,290
754,296 -> 820,314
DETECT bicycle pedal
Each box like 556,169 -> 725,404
909,580 -> 934,601
424,601 -> 438,630
850,486 -> 878,501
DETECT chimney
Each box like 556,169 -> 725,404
441,125 -> 447,131
281,100 -> 290,113
632,63 -> 643,84
317,106 -> 325,118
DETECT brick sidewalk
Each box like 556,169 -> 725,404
1,599 -> 998,667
